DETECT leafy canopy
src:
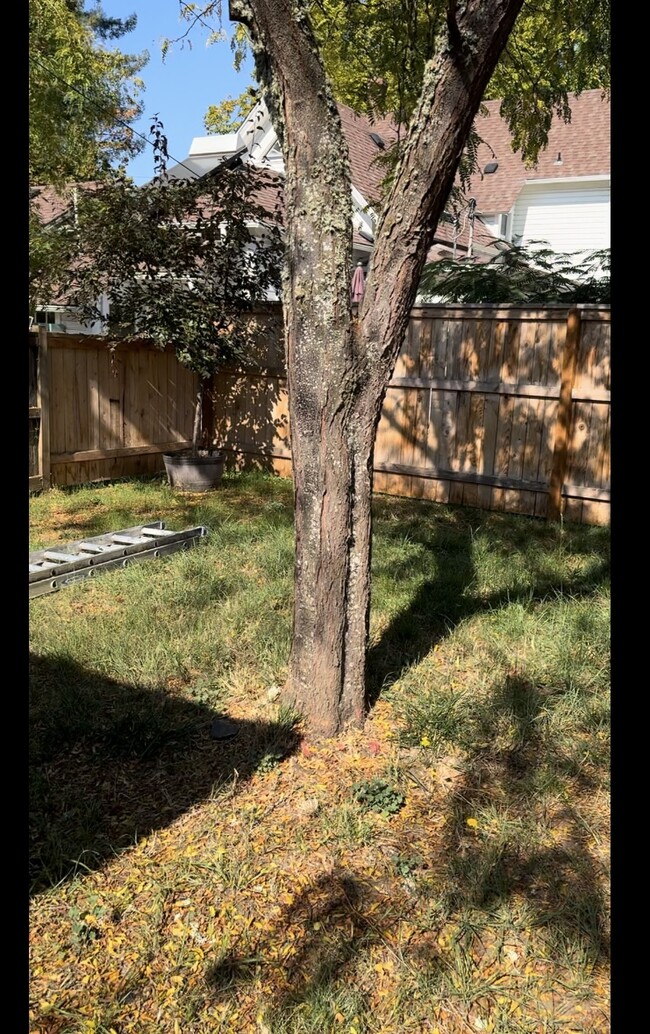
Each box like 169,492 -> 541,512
192,0 -> 609,169
204,86 -> 260,134
310,0 -> 609,165
419,243 -> 611,304
29,0 -> 147,188
40,126 -> 284,380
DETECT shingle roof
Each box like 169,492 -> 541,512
336,102 -> 400,210
247,168 -> 284,216
30,185 -> 74,224
30,182 -> 101,224
466,90 -> 610,213
338,89 -> 610,247
33,91 -> 609,260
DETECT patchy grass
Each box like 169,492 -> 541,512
29,473 -> 609,1033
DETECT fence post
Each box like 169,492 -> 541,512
38,326 -> 51,490
547,307 -> 581,521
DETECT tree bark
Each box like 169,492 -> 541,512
231,0 -> 524,737
191,385 -> 203,457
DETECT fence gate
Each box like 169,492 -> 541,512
29,327 -> 50,493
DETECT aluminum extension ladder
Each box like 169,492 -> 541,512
29,521 -> 208,598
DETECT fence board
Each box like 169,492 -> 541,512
501,321 -> 521,383
494,395 -> 515,478
418,316 -> 434,376
36,308 -> 609,524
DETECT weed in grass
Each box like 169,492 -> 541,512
256,750 -> 286,775
67,894 -> 107,948
351,778 -> 405,816
268,985 -> 371,1033
392,852 -> 424,878
322,803 -> 377,847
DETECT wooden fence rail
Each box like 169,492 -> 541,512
30,303 -> 610,525
210,303 -> 610,525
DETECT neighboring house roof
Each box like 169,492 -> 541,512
212,93 -> 609,258
30,182 -> 101,225
333,92 -> 609,243
34,90 -> 610,288
30,185 -> 73,225
466,91 -> 610,213
336,103 -> 400,210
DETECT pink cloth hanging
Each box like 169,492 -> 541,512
351,263 -> 366,302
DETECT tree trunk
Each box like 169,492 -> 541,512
231,0 -> 524,736
287,362 -> 378,734
191,384 -> 203,458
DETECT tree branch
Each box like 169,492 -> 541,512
359,0 -> 525,379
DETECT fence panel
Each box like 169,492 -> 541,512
213,304 -> 609,525
45,336 -> 198,487
34,305 -> 610,525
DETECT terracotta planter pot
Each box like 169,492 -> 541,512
162,450 -> 225,492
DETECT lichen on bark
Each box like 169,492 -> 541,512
229,0 -> 525,736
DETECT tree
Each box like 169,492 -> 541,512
212,0 -> 527,737
419,243 -> 611,304
204,86 -> 259,133
29,0 -> 147,315
42,128 -> 284,456
166,0 -> 608,736
29,0 -> 146,189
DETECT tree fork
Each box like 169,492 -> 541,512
230,0 -> 525,736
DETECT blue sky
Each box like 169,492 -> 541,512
104,1 -> 255,183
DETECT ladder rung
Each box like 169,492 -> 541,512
43,551 -> 84,564
111,535 -> 148,545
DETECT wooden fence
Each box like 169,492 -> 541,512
211,304 -> 610,525
30,303 -> 610,525
33,334 -> 199,488
29,328 -> 50,493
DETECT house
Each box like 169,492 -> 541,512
461,90 -> 610,258
169,88 -> 610,266
30,183 -> 109,333
32,89 -> 610,329
167,100 -> 503,266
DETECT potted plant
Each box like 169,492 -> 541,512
52,120 -> 283,490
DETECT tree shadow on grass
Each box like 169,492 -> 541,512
205,867 -> 407,1025
435,673 -> 609,959
202,672 -> 608,1030
195,505 -> 611,1025
367,504 -> 610,705
29,653 -> 300,896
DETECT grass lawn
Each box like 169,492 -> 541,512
29,472 -> 610,1034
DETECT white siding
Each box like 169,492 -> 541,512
479,213 -> 506,238
512,180 -> 610,253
